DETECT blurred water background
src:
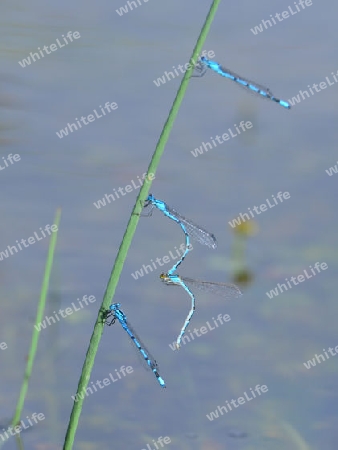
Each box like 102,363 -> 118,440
1,0 -> 338,449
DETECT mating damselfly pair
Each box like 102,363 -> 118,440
105,195 -> 242,387
144,195 -> 242,348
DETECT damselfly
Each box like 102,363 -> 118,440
106,303 -> 166,388
160,272 -> 242,348
195,56 -> 291,109
144,194 -> 217,275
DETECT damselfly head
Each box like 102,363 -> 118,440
192,60 -> 207,77
110,302 -> 120,311
159,273 -> 176,285
143,195 -> 152,207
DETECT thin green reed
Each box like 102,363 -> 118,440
63,1 -> 222,448
12,208 -> 61,427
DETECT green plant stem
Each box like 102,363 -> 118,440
63,1 -> 222,448
12,208 -> 61,426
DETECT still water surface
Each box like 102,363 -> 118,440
1,0 -> 338,448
